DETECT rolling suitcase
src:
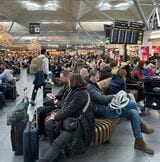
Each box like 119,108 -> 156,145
11,120 -> 26,155
9,88 -> 29,155
5,84 -> 16,100
23,121 -> 39,162
0,92 -> 5,109
43,80 -> 53,98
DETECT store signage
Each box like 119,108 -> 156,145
29,23 -> 40,34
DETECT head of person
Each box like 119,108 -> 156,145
41,48 -> 46,55
69,73 -> 86,89
138,60 -> 144,69
60,70 -> 70,84
117,69 -> 127,81
89,69 -> 100,83
80,68 -> 89,79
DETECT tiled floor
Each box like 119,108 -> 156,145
0,69 -> 160,162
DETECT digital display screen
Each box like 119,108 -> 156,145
118,29 -> 126,44
111,28 -> 119,43
104,25 -> 112,44
125,29 -> 132,44
104,20 -> 144,45
137,30 -> 144,45
131,30 -> 138,44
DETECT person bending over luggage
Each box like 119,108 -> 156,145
38,73 -> 95,162
87,69 -> 155,154
37,70 -> 70,137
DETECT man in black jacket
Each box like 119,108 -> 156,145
37,70 -> 70,136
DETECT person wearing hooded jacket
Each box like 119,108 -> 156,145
87,69 -> 155,155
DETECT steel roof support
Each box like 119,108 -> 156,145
82,0 -> 114,21
133,0 -> 149,30
78,21 -> 97,47
155,7 -> 160,27
8,22 -> 15,34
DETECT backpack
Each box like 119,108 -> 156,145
29,56 -> 44,74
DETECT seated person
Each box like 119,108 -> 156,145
0,66 -> 14,95
38,70 -> 70,136
122,64 -> 144,102
132,61 -> 145,82
143,63 -> 156,78
108,69 -> 127,94
38,73 -> 95,162
87,69 -> 155,154
0,66 -> 14,83
99,65 -> 112,80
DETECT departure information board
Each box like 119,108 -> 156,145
104,20 -> 144,44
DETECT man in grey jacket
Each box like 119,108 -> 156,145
87,69 -> 155,154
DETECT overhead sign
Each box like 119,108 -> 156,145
114,20 -> 129,28
29,23 -> 40,34
129,22 -> 145,29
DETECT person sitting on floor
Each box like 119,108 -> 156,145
87,69 -> 155,154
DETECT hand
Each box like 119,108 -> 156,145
47,112 -> 56,121
54,99 -> 59,104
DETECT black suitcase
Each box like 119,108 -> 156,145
9,88 -> 29,155
23,121 -> 39,162
11,120 -> 26,155
5,84 -> 16,100
0,92 -> 5,109
43,81 -> 52,98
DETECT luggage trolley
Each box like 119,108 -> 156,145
143,77 -> 160,110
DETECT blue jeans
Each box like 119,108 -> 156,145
104,100 -> 143,139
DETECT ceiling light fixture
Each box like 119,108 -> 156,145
99,1 -> 133,11
19,0 -> 59,11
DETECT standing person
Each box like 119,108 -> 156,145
30,49 -> 49,106
87,69 -> 155,154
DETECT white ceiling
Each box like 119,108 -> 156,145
0,0 -> 159,45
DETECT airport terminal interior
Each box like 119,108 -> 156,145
0,0 -> 160,162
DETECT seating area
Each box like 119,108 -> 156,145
0,69 -> 160,162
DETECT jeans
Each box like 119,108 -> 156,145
31,86 -> 39,101
104,100 -> 143,139
42,120 -> 74,161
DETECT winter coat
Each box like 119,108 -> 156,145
108,74 -> 126,94
54,86 -> 95,152
87,80 -> 113,116
54,87 -> 91,121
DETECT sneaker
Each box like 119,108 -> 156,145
30,100 -> 36,106
137,100 -> 144,108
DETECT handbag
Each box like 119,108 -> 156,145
7,97 -> 29,125
63,92 -> 90,131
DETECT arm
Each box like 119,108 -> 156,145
54,91 -> 87,121
43,58 -> 49,76
88,85 -> 113,105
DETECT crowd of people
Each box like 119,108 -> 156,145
1,50 -> 160,162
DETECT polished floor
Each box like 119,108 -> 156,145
0,69 -> 160,162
